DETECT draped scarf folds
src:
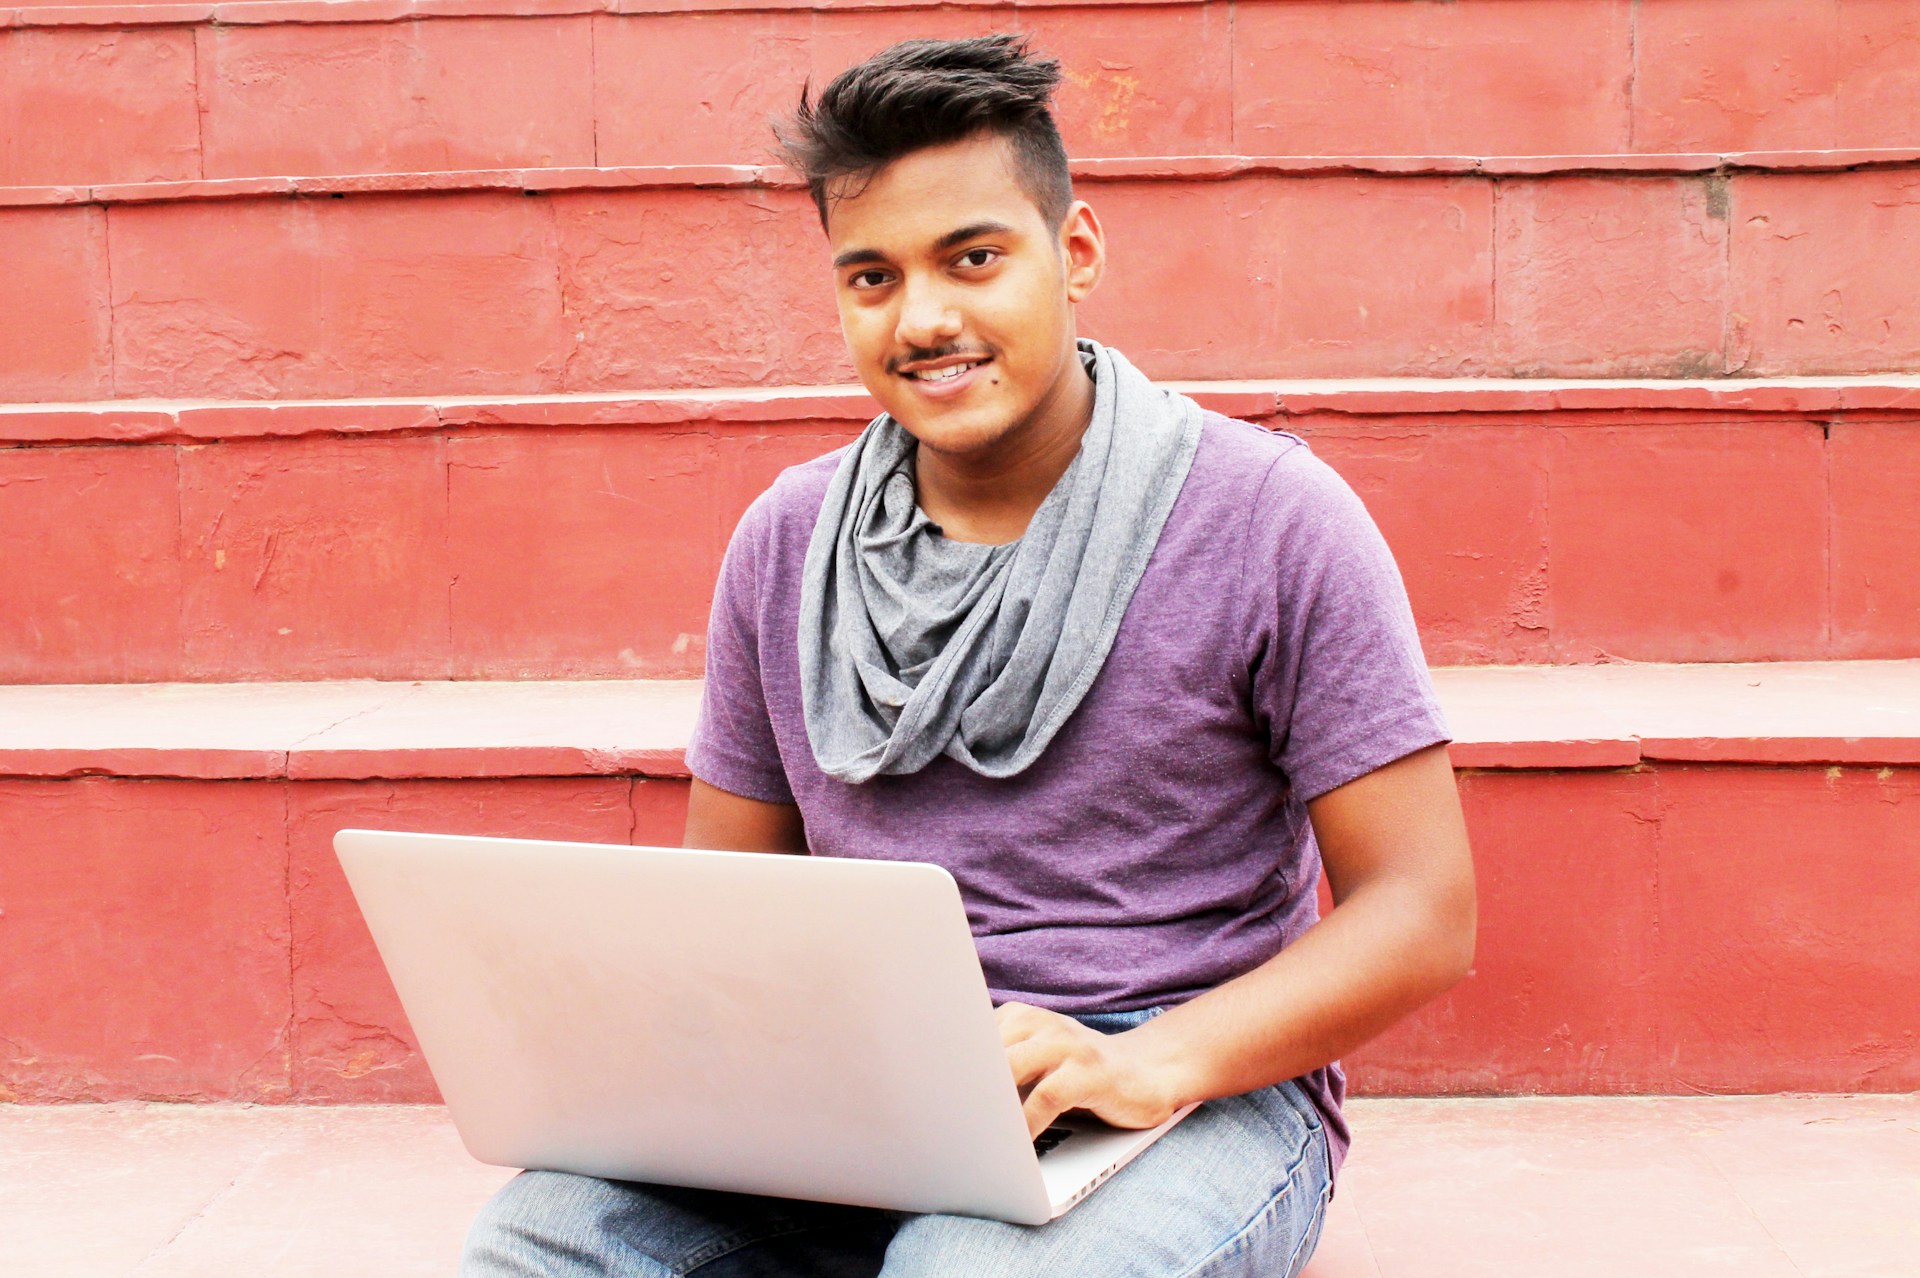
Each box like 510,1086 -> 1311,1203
798,340 -> 1202,784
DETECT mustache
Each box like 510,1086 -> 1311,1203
888,345 -> 992,374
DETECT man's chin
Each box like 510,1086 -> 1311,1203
886,407 -> 1014,458
871,397 -> 975,446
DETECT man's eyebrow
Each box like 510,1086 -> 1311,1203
831,246 -> 888,271
933,220 -> 1017,252
830,221 -> 1019,272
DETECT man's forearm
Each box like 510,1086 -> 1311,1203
998,749 -> 1475,1136
1118,743 -> 1480,1110
1122,871 -> 1475,1110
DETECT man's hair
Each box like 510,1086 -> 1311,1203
774,35 -> 1073,231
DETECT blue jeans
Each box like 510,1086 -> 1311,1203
461,1010 -> 1332,1278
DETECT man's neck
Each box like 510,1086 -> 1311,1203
912,359 -> 1095,546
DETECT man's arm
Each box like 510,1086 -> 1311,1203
999,742 -> 1475,1135
682,776 -> 809,855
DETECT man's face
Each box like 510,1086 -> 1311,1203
824,133 -> 1104,461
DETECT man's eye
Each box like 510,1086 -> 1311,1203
849,270 -> 891,289
958,248 -> 997,269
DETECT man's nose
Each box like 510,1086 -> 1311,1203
894,277 -> 963,348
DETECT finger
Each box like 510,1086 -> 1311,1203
1004,1037 -> 1069,1089
995,1001 -> 1045,1046
1020,1066 -> 1088,1139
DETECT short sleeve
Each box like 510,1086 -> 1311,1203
1246,443 -> 1451,804
684,493 -> 797,805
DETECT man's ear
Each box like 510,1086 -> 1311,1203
1059,200 -> 1106,303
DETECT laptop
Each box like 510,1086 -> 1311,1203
332,829 -> 1196,1225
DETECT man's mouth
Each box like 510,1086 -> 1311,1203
893,348 -> 994,387
906,360 -> 987,383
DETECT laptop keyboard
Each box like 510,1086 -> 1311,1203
1032,1125 -> 1073,1157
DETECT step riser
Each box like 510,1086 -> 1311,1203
10,168 -> 1920,401
5,764 -> 1913,1102
6,0 -> 1919,187
1358,765 -> 1920,1096
4,414 -> 1916,683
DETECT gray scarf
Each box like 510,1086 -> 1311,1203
798,339 -> 1202,783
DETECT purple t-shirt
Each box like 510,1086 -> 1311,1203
686,410 -> 1451,1178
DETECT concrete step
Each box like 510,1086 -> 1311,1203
4,380 -> 1917,682
2,663 -> 1916,1103
10,155 -> 1920,401
5,0 -> 1918,186
4,1095 -> 1916,1277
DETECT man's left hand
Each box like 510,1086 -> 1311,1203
995,1002 -> 1190,1139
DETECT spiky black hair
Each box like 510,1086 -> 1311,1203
774,34 -> 1073,230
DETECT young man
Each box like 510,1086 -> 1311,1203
465,35 -> 1474,1277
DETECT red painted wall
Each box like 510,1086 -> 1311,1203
6,1 -> 1919,186
6,411 -> 1917,682
10,164 -> 1920,400
5,765 -> 1914,1102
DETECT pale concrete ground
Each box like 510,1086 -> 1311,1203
2,1096 -> 1915,1277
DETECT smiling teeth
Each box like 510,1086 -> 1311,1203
912,362 -> 979,382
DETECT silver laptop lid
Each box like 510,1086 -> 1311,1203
333,830 -> 1058,1224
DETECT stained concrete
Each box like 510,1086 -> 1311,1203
2,1097 -> 1914,1276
